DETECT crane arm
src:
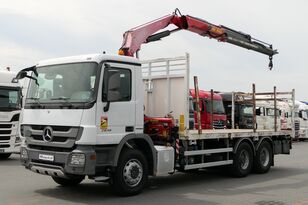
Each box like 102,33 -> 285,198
119,9 -> 278,69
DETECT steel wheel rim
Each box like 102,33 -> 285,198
123,159 -> 143,187
260,147 -> 270,166
239,150 -> 250,170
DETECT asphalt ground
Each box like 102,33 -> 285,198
1,142 -> 308,205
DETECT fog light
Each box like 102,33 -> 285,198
69,153 -> 85,167
20,147 -> 28,159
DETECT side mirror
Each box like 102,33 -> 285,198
12,71 -> 27,83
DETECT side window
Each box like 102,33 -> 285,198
102,67 -> 131,102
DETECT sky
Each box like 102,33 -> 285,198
0,0 -> 308,100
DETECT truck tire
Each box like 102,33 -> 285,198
0,153 -> 11,160
253,141 -> 273,174
52,176 -> 84,186
230,142 -> 253,177
111,149 -> 148,196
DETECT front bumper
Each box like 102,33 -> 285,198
21,145 -> 97,176
0,140 -> 21,154
21,144 -> 117,177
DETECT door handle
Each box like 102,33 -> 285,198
125,126 -> 134,132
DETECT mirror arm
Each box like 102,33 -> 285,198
104,101 -> 110,112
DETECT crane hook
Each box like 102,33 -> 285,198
268,55 -> 273,70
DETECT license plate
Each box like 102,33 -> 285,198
0,149 -> 4,153
39,154 -> 54,162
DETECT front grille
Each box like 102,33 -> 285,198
28,144 -> 75,152
31,125 -> 71,132
24,125 -> 82,151
295,122 -> 300,130
0,124 -> 12,129
0,130 -> 11,135
0,136 -> 10,141
32,135 -> 67,143
213,120 -> 225,129
0,145 -> 10,148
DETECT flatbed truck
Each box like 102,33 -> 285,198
18,54 -> 292,196
16,10 -> 290,196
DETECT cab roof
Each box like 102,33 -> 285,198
0,70 -> 20,87
189,89 -> 222,100
37,53 -> 141,67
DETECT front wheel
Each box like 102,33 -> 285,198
52,176 -> 84,186
111,149 -> 148,196
230,142 -> 253,177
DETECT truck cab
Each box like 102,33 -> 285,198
0,70 -> 23,159
220,92 -> 253,129
296,101 -> 308,140
256,101 -> 282,130
190,89 -> 226,129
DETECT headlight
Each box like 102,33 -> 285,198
20,147 -> 28,160
69,153 -> 85,167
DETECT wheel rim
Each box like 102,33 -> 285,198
239,150 -> 250,170
123,159 -> 143,187
260,147 -> 270,166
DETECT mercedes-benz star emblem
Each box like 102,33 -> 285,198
43,126 -> 53,142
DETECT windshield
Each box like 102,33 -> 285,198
205,99 -> 225,114
26,62 -> 99,107
0,87 -> 21,111
241,105 -> 253,116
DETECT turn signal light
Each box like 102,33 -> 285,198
118,49 -> 125,55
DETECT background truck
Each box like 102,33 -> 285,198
190,89 -> 227,129
0,70 -> 23,159
220,92 -> 254,129
295,100 -> 308,140
17,10 -> 288,196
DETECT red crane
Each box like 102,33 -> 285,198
119,9 -> 278,69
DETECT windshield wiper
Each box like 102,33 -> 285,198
51,97 -> 73,108
26,97 -> 44,108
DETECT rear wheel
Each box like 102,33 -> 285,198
111,149 -> 148,196
0,153 -> 11,160
52,176 -> 84,186
230,142 -> 253,177
253,141 -> 273,174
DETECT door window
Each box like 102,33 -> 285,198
102,67 -> 131,102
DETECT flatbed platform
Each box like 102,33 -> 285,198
181,129 -> 292,140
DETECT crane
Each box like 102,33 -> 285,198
119,9 -> 278,69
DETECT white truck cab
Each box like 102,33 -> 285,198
296,101 -> 308,140
0,70 -> 23,159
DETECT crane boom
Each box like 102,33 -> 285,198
119,9 -> 278,69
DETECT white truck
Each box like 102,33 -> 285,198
17,10 -> 287,196
18,54 -> 292,196
295,100 -> 308,140
0,70 -> 23,159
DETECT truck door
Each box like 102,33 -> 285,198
96,62 -> 136,144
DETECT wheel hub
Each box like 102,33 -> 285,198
239,150 -> 249,170
260,147 -> 270,166
123,159 -> 143,187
